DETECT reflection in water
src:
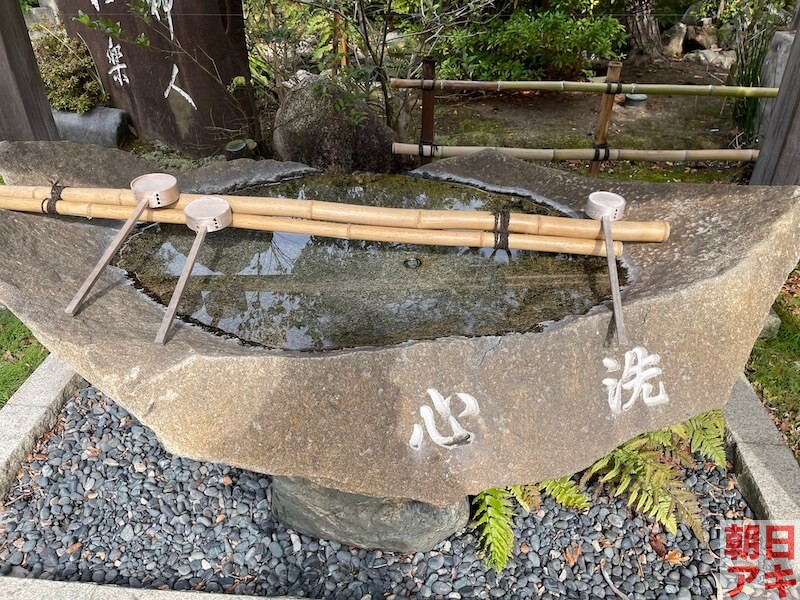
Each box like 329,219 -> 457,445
114,174 -> 621,351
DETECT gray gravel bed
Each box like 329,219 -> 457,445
0,385 -> 751,598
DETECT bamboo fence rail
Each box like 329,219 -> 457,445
0,196 -> 623,257
393,143 -> 760,162
389,78 -> 779,98
0,184 -> 670,242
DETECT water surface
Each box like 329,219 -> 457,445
114,175 -> 618,351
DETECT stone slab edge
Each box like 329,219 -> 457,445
0,577 -> 302,599
724,374 -> 800,520
0,354 -> 83,499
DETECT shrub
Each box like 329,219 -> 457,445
437,8 -> 627,81
32,27 -> 107,113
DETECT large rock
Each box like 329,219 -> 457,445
0,150 -> 799,507
684,49 -> 736,70
273,75 -> 397,173
0,141 -> 315,191
684,23 -> 719,51
271,477 -> 469,552
0,141 -> 155,187
662,23 -> 687,59
51,107 -> 129,149
758,31 -> 794,140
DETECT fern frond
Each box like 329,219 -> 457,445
685,410 -> 726,468
539,477 -> 590,510
472,488 -> 515,571
509,484 -> 541,513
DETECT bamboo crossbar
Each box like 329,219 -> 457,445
0,185 -> 670,243
389,78 -> 779,98
0,197 -> 623,257
393,143 -> 760,162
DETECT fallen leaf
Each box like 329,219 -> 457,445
650,533 -> 667,557
663,549 -> 690,565
564,545 -> 582,566
66,542 -> 82,554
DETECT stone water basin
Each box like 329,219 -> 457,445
0,150 -> 798,512
113,175 -> 616,351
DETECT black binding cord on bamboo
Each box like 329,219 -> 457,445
493,210 -> 511,251
41,183 -> 64,214
592,144 -> 610,161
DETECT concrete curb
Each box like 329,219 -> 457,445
0,577 -> 300,599
724,375 -> 800,520
0,354 -> 83,499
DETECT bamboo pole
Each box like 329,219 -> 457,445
389,78 -> 779,98
0,185 -> 670,242
393,143 -> 760,162
589,61 -> 622,178
0,197 -> 623,257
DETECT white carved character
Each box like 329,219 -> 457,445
106,37 -> 129,87
409,389 -> 479,450
149,0 -> 175,40
603,347 -> 669,416
164,64 -> 198,110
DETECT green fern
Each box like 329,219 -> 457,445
509,484 -> 541,512
685,410 -> 726,468
472,411 -> 725,570
539,477 -> 590,510
472,488 -> 516,571
583,410 -> 724,541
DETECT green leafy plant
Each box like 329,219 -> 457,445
19,0 -> 38,13
438,6 -> 626,81
0,309 -> 48,407
472,410 -> 725,571
701,0 -> 791,145
31,25 -> 107,113
473,477 -> 590,571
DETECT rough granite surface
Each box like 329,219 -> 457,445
0,149 -> 798,506
0,141 -> 315,192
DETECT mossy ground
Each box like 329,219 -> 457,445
747,268 -> 800,463
0,309 -> 48,408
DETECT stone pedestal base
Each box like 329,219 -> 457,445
271,476 -> 469,553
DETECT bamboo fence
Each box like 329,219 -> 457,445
390,78 -> 779,98
0,184 -> 670,243
393,143 -> 760,162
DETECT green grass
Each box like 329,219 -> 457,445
0,309 -> 48,408
747,266 -> 800,461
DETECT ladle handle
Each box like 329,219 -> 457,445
603,215 -> 628,347
155,226 -> 207,344
65,197 -> 150,316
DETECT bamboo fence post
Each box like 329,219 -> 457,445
589,61 -> 623,178
331,13 -> 347,76
420,57 -> 436,166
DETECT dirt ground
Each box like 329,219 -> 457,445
426,59 -> 753,184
